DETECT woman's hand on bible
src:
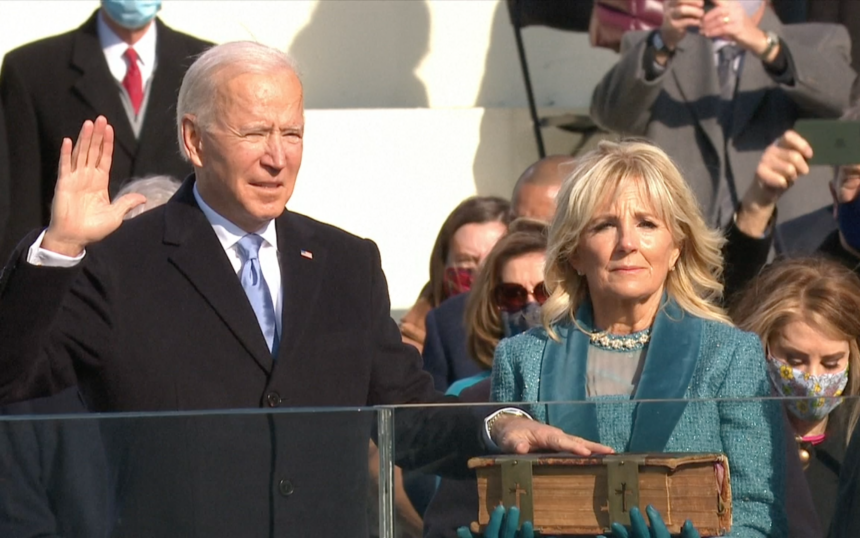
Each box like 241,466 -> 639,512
599,505 -> 700,538
42,116 -> 147,257
456,505 -> 538,538
492,416 -> 615,456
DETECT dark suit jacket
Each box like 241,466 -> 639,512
775,205 -> 838,257
800,404 -> 850,535
0,99 -> 8,261
0,178 -> 481,537
423,378 -> 493,538
591,9 -> 853,225
829,407 -> 860,538
0,387 -> 111,538
422,293 -> 483,392
0,11 -> 211,261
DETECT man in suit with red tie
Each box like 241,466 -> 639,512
0,0 -> 211,262
0,41 -> 606,537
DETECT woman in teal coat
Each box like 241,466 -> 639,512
490,140 -> 787,537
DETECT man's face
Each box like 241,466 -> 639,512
834,164 -> 860,205
186,68 -> 304,232
513,183 -> 560,222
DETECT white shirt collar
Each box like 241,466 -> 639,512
192,182 -> 278,253
97,10 -> 158,85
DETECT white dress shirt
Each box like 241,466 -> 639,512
26,186 -> 284,340
97,11 -> 157,87
192,184 -> 283,339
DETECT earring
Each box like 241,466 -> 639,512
576,270 -> 583,276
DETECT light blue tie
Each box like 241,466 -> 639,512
237,234 -> 279,356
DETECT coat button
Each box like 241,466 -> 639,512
266,392 -> 281,408
278,479 -> 294,497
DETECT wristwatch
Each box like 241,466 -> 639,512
759,30 -> 779,60
484,408 -> 532,442
650,30 -> 673,56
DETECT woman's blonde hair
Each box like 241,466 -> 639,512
731,257 -> 860,444
465,219 -> 548,369
542,139 -> 729,338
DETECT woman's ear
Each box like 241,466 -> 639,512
669,243 -> 681,272
568,251 -> 583,277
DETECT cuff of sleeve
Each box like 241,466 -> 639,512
732,207 -> 777,240
27,230 -> 86,267
642,46 -> 669,81
764,39 -> 795,85
483,407 -> 533,453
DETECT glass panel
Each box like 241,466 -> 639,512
0,397 -> 378,537
388,397 -> 860,538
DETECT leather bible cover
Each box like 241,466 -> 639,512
469,452 -> 731,536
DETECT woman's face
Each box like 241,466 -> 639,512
500,251 -> 546,301
571,180 -> 680,308
769,320 -> 850,376
447,221 -> 507,269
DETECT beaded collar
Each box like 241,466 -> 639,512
589,327 -> 651,351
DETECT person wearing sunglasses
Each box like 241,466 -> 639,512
490,140 -> 788,537
422,219 -> 548,538
400,196 -> 513,356
731,257 -> 860,536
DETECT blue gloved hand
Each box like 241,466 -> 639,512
597,505 -> 701,538
456,504 -> 536,538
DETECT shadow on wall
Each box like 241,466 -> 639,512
472,1 -> 528,197
288,0 -> 430,109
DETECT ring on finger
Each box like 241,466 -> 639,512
723,15 -> 731,24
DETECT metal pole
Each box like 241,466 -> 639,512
512,23 -> 546,158
377,407 -> 395,538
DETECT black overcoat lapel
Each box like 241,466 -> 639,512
162,179 -> 274,373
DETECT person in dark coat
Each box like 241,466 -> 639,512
0,1 -> 212,261
0,40 -> 599,538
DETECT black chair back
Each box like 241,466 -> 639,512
506,0 -> 593,31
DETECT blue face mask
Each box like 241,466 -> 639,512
102,0 -> 162,30
501,302 -> 542,338
837,196 -> 860,252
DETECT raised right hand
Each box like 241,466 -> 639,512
42,116 -> 146,257
660,0 -> 705,50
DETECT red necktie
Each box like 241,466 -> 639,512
122,48 -> 143,115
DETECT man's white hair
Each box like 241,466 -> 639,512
176,41 -> 300,158
116,175 -> 182,219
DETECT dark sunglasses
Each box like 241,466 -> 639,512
493,282 -> 549,312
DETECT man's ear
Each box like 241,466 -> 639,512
181,115 -> 204,168
830,180 -> 839,219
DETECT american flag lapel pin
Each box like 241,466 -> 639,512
300,249 -> 314,260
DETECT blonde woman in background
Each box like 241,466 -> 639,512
731,257 -> 860,535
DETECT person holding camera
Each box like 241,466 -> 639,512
591,0 -> 854,229
722,103 -> 860,301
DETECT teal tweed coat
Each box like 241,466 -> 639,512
490,301 -> 787,538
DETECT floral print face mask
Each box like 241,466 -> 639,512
765,355 -> 849,422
